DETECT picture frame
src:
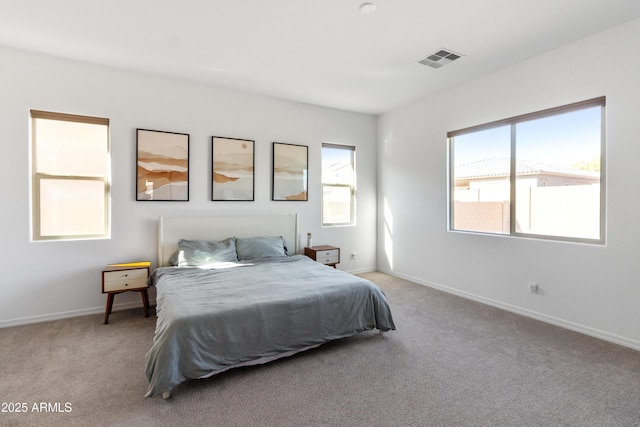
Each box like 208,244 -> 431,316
212,136 -> 255,201
272,142 -> 308,201
136,129 -> 189,201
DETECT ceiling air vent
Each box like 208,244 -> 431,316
419,48 -> 463,69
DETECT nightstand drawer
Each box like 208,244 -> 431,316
305,246 -> 340,267
103,268 -> 148,292
317,249 -> 339,264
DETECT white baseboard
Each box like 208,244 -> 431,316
0,300 -> 155,329
379,268 -> 640,352
347,266 -> 377,275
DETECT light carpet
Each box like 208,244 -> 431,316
1,272 -> 639,426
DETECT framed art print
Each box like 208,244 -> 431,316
136,129 -> 189,201
272,142 -> 308,201
212,136 -> 255,201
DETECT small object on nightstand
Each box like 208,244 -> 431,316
102,262 -> 151,324
304,245 -> 340,268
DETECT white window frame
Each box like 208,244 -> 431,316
447,97 -> 606,244
322,143 -> 356,227
31,110 -> 110,241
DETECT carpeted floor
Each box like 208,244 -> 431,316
1,272 -> 639,426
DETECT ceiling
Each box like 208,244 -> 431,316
1,0 -> 640,115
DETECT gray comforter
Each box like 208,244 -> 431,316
144,255 -> 395,397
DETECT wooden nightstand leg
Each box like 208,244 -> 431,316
104,293 -> 115,324
141,289 -> 150,317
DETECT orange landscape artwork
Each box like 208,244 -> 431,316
136,129 -> 189,201
272,142 -> 308,201
212,136 -> 254,201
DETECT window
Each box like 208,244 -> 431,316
31,110 -> 110,240
322,144 -> 355,226
448,97 -> 605,243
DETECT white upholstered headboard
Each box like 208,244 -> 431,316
158,214 -> 299,267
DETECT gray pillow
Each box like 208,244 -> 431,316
177,237 -> 238,267
236,236 -> 288,260
168,250 -> 179,266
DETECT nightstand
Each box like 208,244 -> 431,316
102,262 -> 150,324
304,245 -> 340,268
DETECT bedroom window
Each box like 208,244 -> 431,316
31,110 -> 110,240
322,144 -> 355,226
448,96 -> 605,243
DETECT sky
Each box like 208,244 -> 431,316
451,106 -> 602,168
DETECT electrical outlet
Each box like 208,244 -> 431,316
528,282 -> 539,294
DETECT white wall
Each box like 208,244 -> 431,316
377,18 -> 640,350
0,46 -> 377,327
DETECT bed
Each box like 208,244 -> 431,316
144,215 -> 396,398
